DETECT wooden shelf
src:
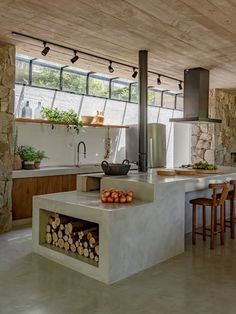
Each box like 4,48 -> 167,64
15,118 -> 129,129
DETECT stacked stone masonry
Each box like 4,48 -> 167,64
0,43 -> 15,233
191,89 -> 236,166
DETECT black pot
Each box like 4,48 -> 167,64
101,160 -> 130,176
23,161 -> 35,170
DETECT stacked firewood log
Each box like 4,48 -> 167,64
45,213 -> 99,263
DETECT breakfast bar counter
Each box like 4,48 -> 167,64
32,167 -> 236,284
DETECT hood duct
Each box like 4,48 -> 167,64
170,67 -> 221,123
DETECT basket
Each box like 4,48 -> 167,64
101,160 -> 130,176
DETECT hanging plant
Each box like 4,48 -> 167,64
41,107 -> 83,134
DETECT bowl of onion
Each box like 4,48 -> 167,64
101,189 -> 133,203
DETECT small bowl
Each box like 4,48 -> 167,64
81,116 -> 94,124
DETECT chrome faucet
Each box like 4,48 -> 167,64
77,141 -> 86,167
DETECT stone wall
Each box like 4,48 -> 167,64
191,89 -> 236,166
0,43 -> 15,233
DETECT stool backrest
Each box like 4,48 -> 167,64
209,181 -> 230,206
230,180 -> 236,199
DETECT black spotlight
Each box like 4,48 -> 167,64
178,81 -> 183,90
41,41 -> 50,56
70,50 -> 79,64
108,61 -> 114,73
132,67 -> 138,79
157,74 -> 161,85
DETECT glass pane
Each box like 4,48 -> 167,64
111,82 -> 129,101
130,85 -> 138,103
89,78 -> 109,97
163,93 -> 175,109
32,64 -> 60,89
176,95 -> 184,110
16,60 -> 29,84
148,90 -> 156,105
63,71 -> 86,94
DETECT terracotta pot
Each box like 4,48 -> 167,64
12,155 -> 22,170
34,161 -> 41,169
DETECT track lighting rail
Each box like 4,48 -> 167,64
12,31 -> 183,87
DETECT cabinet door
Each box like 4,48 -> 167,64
12,178 -> 37,220
62,175 -> 76,191
12,174 -> 77,220
36,176 -> 63,195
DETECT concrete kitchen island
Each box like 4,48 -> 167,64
32,167 -> 236,284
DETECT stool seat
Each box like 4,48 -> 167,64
190,198 -> 214,206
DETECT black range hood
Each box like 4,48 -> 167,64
170,67 -> 221,123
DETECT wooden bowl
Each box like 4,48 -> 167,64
81,116 -> 94,124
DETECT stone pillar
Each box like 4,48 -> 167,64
191,88 -> 236,166
0,43 -> 15,233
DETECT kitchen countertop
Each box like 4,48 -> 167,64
12,163 -> 138,179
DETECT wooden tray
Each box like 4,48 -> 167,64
156,169 -> 176,176
175,169 -> 196,175
195,169 -> 219,174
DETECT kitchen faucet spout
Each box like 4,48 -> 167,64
77,141 -> 87,167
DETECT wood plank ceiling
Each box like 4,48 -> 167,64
1,0 -> 236,90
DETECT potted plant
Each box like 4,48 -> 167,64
35,150 -> 47,169
12,127 -> 22,170
18,145 -> 38,170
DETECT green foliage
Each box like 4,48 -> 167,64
89,78 -> 109,97
63,71 -> 86,93
18,146 -> 38,162
41,107 -> 83,135
35,150 -> 47,162
33,65 -> 60,89
41,107 -> 63,122
193,161 -> 217,170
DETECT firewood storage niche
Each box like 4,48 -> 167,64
39,209 -> 99,267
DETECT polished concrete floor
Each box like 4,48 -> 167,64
1,226 -> 236,314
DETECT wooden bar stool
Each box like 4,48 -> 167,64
224,180 -> 236,239
190,181 -> 230,249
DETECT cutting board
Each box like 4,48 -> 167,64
175,169 -> 196,175
156,169 -> 176,176
195,169 -> 220,174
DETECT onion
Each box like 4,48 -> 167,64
114,197 -> 120,203
111,192 -> 118,199
101,196 -> 107,203
104,191 -> 110,198
107,196 -> 114,203
126,195 -> 132,203
127,191 -> 133,197
120,196 -> 126,203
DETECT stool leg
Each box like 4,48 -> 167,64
220,204 -> 225,245
214,205 -> 217,232
230,199 -> 235,239
210,205 -> 215,249
202,205 -> 206,241
192,204 -> 196,245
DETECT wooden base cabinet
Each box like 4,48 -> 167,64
12,175 -> 76,220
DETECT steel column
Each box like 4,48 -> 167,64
138,50 -> 148,172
